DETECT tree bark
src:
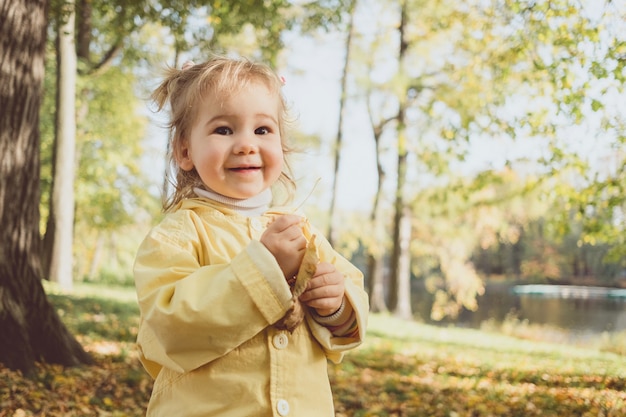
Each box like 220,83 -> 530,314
365,109 -> 392,313
327,0 -> 356,247
0,0 -> 92,376
391,206 -> 413,319
41,32 -> 61,280
76,0 -> 92,61
367,254 -> 387,312
388,0 -> 413,319
47,0 -> 77,290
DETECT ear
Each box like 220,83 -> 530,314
175,139 -> 195,171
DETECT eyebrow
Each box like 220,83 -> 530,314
204,113 -> 279,127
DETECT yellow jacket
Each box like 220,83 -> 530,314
134,198 -> 368,417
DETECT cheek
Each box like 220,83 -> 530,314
269,146 -> 285,173
200,155 -> 223,180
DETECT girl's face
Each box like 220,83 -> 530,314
179,81 -> 284,200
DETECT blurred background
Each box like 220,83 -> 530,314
3,1 -> 626,414
36,0 -> 625,341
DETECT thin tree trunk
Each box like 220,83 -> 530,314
367,254 -> 387,312
388,122 -> 409,313
366,191 -> 388,312
365,110 -> 391,313
327,0 -> 356,246
76,0 -> 92,60
41,31 -> 61,280
87,232 -> 105,280
47,0 -> 77,290
388,0 -> 413,319
0,0 -> 92,376
393,206 -> 413,318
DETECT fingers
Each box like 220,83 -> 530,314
267,214 -> 304,233
260,215 -> 307,279
311,261 -> 335,277
308,262 -> 343,288
262,215 -> 305,245
299,276 -> 343,300
299,262 -> 345,314
265,215 -> 306,243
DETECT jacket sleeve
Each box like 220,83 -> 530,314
304,227 -> 369,364
134,211 -> 293,377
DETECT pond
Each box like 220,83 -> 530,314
412,282 -> 626,342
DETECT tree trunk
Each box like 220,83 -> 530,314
367,254 -> 387,312
392,206 -> 413,319
0,0 -> 92,376
388,132 -> 412,317
388,0 -> 413,319
88,232 -> 105,280
41,31 -> 60,280
46,0 -> 78,290
365,109 -> 391,313
327,0 -> 356,247
76,0 -> 92,61
366,182 -> 388,312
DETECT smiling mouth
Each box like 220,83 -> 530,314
229,166 -> 261,172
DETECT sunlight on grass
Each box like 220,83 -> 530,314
333,313 -> 626,416
6,283 -> 620,416
43,280 -> 138,303
364,313 -> 626,376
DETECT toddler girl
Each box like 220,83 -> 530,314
134,55 -> 368,417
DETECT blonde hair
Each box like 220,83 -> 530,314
151,55 -> 296,212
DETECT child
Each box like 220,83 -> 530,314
134,55 -> 368,417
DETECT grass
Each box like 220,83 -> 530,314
1,282 -> 624,416
332,315 -> 625,416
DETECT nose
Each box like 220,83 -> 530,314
233,132 -> 258,154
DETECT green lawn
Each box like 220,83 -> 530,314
332,314 -> 626,416
0,282 -> 623,416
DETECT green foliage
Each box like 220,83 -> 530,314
209,0 -> 290,62
38,0 -> 360,288
74,65 -> 152,230
296,0 -> 356,32
409,168 -> 547,318
348,0 -> 625,318
141,0 -> 353,66
501,0 -> 626,260
72,225 -> 153,287
39,36 -> 157,281
40,57 -> 156,232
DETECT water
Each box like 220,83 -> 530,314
412,282 -> 626,340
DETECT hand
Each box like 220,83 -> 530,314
299,262 -> 345,316
260,214 -> 307,279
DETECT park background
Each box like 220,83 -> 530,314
1,0 -> 625,415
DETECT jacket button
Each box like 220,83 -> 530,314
277,399 -> 290,416
273,333 -> 288,349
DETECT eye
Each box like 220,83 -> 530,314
255,126 -> 270,135
214,126 -> 232,135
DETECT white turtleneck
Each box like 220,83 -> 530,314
194,187 -> 272,217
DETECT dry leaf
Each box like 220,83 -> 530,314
274,235 -> 318,333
